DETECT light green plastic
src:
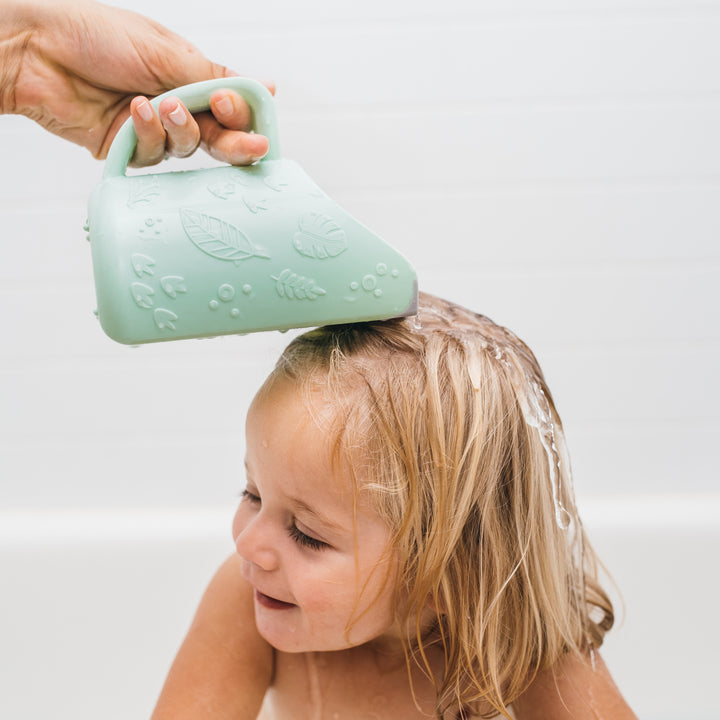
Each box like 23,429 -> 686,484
88,77 -> 417,345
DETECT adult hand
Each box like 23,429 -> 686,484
0,0 -> 274,166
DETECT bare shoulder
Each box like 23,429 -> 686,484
511,651 -> 637,720
151,554 -> 273,720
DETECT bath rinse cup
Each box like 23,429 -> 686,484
87,78 -> 417,344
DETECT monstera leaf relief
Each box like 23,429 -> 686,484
180,208 -> 270,265
272,269 -> 326,300
292,213 -> 347,259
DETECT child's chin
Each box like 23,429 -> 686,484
256,625 -> 346,654
255,617 -> 304,653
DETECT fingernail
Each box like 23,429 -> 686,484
215,96 -> 233,117
168,103 -> 187,126
136,99 -> 153,123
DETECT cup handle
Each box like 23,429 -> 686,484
102,77 -> 280,179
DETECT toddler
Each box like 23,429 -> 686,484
151,293 -> 636,719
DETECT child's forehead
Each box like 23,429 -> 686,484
245,375 -> 384,524
248,374 -> 363,474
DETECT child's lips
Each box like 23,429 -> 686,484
255,589 -> 296,610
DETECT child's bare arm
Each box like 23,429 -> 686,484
512,651 -> 637,720
151,554 -> 273,720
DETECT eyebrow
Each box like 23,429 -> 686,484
289,496 -> 345,534
244,460 -> 345,534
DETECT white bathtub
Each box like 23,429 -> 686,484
1,494 -> 718,720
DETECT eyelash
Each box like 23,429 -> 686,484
288,524 -> 328,551
241,489 -> 329,552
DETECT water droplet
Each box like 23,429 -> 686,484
350,281 -> 359,291
230,308 -> 240,318
555,506 -> 572,530
589,646 -> 598,672
412,315 -> 423,330
209,300 -> 219,310
391,269 -> 399,278
374,289 -> 383,298
242,284 -> 252,294
376,262 -> 387,276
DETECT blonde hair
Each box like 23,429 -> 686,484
270,292 -> 613,718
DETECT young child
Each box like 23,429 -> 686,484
150,293 -> 637,720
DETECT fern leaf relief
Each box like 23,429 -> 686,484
272,269 -> 326,300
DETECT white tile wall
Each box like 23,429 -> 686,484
1,0 -> 717,504
0,1 -> 718,717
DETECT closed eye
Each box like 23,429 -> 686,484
288,523 -> 329,551
241,489 -> 260,504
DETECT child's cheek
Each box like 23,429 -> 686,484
296,570 -> 348,614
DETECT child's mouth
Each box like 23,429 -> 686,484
255,589 -> 296,610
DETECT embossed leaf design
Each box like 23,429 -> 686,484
292,213 -> 347,260
180,208 -> 270,265
127,177 -> 160,208
272,269 -> 326,301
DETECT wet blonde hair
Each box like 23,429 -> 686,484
270,292 -> 613,718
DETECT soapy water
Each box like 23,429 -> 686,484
522,380 -> 573,531
408,302 -> 596,657
408,304 -> 575,532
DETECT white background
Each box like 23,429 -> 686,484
1,1 -> 718,718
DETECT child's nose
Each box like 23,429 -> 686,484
233,515 -> 280,572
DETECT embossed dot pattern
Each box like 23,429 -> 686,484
218,284 -> 235,302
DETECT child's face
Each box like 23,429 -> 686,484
232,374 -> 399,653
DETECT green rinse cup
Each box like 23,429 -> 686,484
87,78 -> 417,345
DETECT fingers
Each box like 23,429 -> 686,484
197,112 -> 269,165
129,96 -> 166,166
157,97 -> 202,158
129,95 -> 201,166
200,88 -> 269,164
128,88 -> 272,168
